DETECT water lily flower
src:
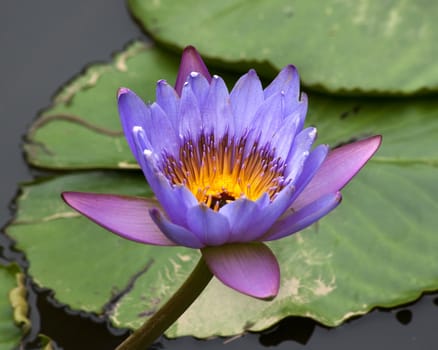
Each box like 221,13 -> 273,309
62,47 -> 381,300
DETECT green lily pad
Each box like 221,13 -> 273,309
25,42 -> 168,170
6,161 -> 438,337
167,161 -> 438,336
7,172 -> 197,314
0,264 -> 27,349
129,0 -> 438,94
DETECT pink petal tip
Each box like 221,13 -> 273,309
175,46 -> 212,96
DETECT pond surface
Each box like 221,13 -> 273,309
1,1 -> 437,349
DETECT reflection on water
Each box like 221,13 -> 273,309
395,309 -> 412,325
23,285 -> 130,349
259,316 -> 315,346
15,285 -> 438,350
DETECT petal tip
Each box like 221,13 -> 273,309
175,45 -> 211,95
285,64 -> 298,72
202,243 -> 280,300
346,134 -> 383,161
182,45 -> 199,57
259,292 -> 278,301
157,79 -> 168,86
251,280 -> 279,301
280,64 -> 299,79
245,279 -> 279,301
370,134 -> 383,149
117,87 -> 130,99
61,191 -> 79,207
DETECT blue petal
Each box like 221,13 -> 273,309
179,81 -> 203,138
187,72 -> 210,106
118,88 -> 151,163
291,144 -> 329,201
148,102 -> 180,156
157,183 -> 199,227
264,65 -> 300,107
248,92 -> 283,148
132,128 -> 197,226
285,127 -> 317,183
156,80 -> 179,127
270,112 -> 300,161
264,66 -> 307,131
219,198 -> 263,242
201,75 -> 233,138
230,69 -> 264,136
132,126 -> 154,176
187,205 -> 230,246
295,93 -> 308,132
242,185 -> 297,241
150,208 -> 205,248
263,192 -> 342,241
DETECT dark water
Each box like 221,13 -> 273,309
1,1 -> 437,349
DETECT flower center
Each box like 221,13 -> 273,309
162,133 -> 286,210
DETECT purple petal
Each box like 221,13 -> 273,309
219,198 -> 263,242
264,65 -> 300,105
290,145 -> 329,204
117,88 -> 151,162
147,102 -> 179,155
270,112 -> 300,161
246,185 -> 297,240
187,72 -> 210,106
156,80 -> 179,127
131,126 -> 154,176
294,136 -> 382,209
175,46 -> 211,96
201,242 -> 280,300
263,192 -> 342,241
178,81 -> 203,138
230,69 -> 264,135
140,160 -> 198,226
263,66 -> 308,131
186,205 -> 230,246
150,208 -> 204,248
152,179 -> 199,227
295,93 -> 308,131
249,92 -> 283,147
61,192 -> 175,246
131,132 -> 198,226
201,75 -> 233,138
285,127 -> 318,183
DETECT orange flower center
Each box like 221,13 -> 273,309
162,133 -> 286,210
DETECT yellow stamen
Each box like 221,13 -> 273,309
162,133 -> 286,210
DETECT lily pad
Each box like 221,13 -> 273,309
128,0 -> 438,95
0,264 -> 26,349
25,42 -> 168,170
7,172 -> 197,314
167,162 -> 438,336
6,160 -> 438,337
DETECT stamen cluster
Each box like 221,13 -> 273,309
162,132 -> 286,210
